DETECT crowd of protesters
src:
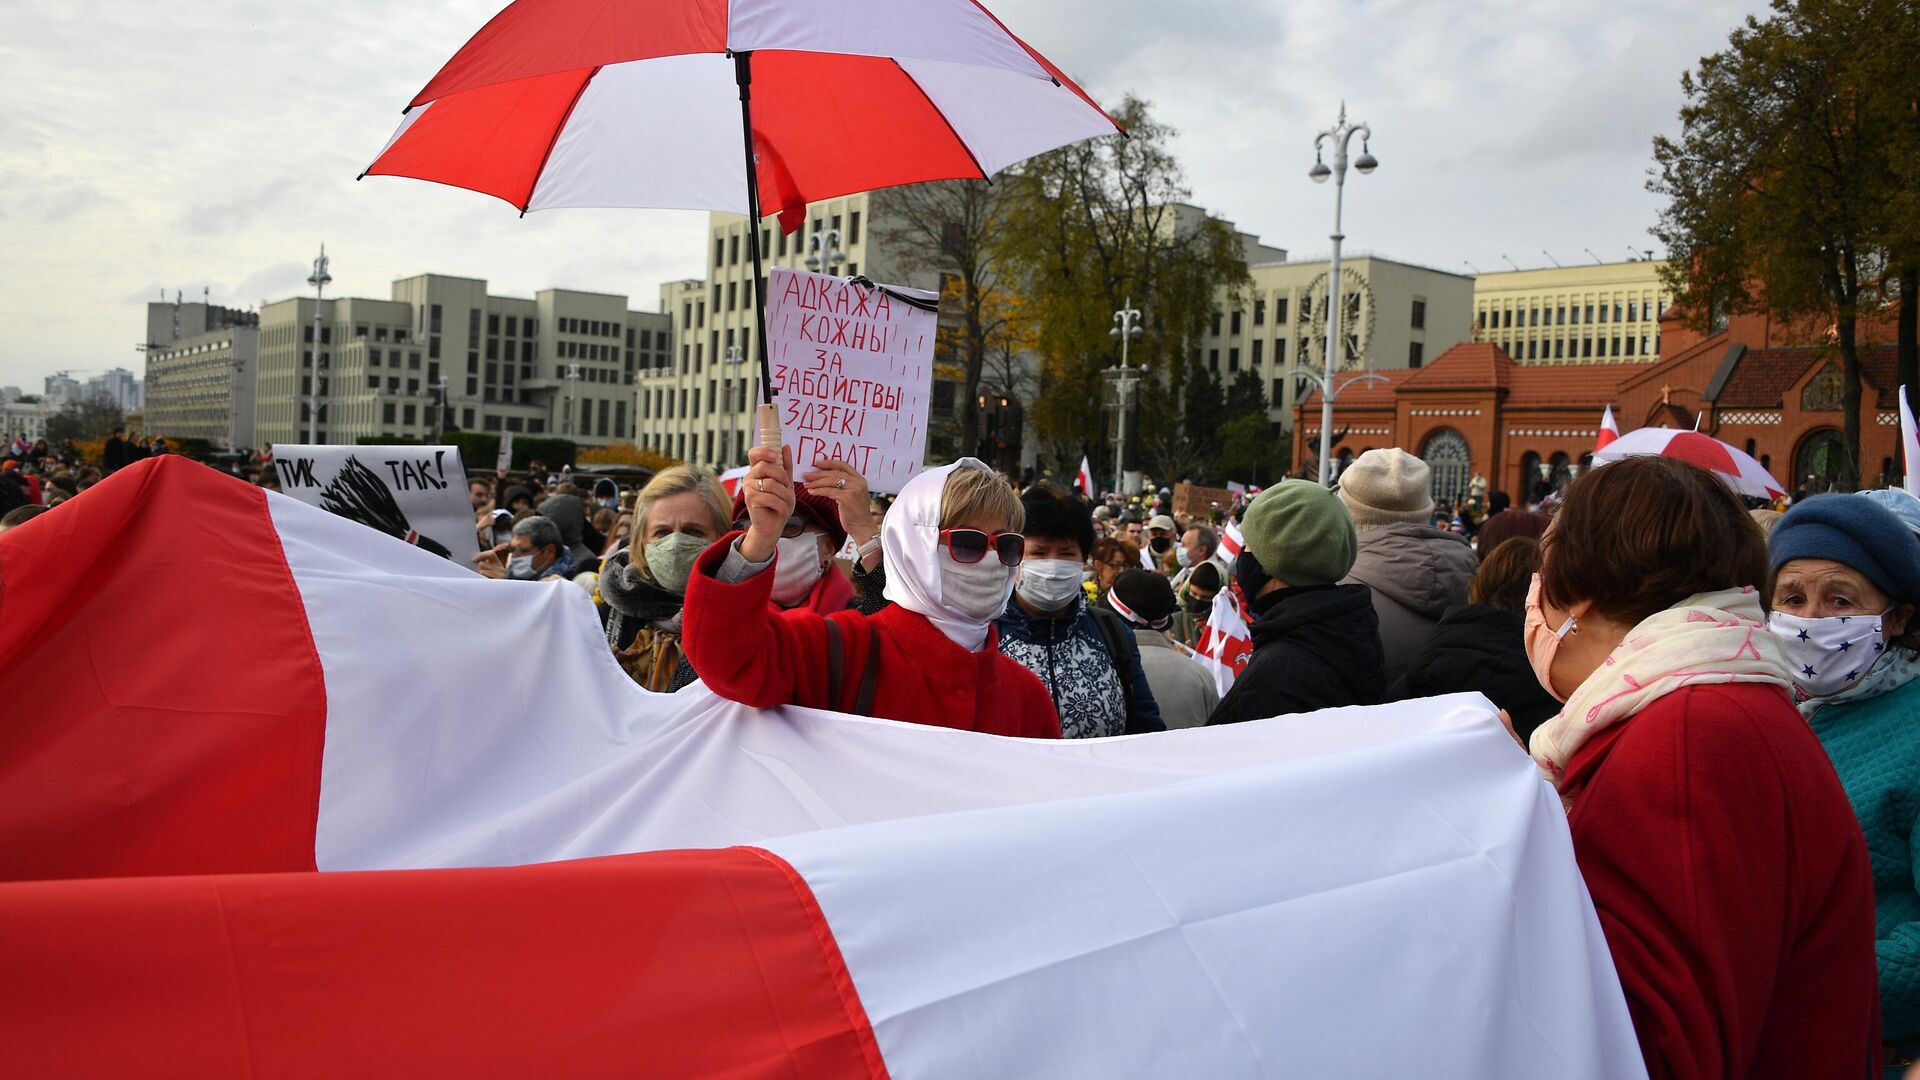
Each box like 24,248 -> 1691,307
13,430 -> 1920,1078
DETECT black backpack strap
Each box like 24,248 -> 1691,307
825,617 -> 846,709
854,621 -> 881,716
1088,605 -> 1136,722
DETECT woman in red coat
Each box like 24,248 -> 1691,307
1526,456 -> 1879,1079
682,446 -> 1058,738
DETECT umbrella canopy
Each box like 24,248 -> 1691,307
1592,428 -> 1787,500
362,0 -> 1120,226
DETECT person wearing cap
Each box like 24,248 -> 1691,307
1141,513 -> 1179,571
996,485 -> 1163,739
534,493 -> 601,576
724,484 -> 859,616
591,476 -> 621,512
1207,481 -> 1383,725
1336,449 -> 1478,686
1859,487 -> 1920,538
1171,560 -> 1224,648
1767,494 -> 1920,1071
1103,570 -> 1217,729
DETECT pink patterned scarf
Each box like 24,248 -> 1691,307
1529,587 -> 1793,786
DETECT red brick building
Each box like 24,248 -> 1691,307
1294,309 -> 1906,504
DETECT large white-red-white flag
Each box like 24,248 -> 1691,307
1075,455 -> 1095,498
1596,405 -> 1620,451
0,459 -> 1645,1078
1217,518 -> 1245,567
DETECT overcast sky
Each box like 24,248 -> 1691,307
0,0 -> 1765,393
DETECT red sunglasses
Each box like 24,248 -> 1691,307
938,528 -> 1025,567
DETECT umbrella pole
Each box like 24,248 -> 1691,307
734,51 -> 782,453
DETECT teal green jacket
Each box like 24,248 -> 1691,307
1809,665 -> 1920,1054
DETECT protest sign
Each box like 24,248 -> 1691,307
1172,482 -> 1235,519
271,445 -> 481,566
764,267 -> 936,494
496,431 -> 514,473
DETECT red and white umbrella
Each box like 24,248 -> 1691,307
1591,428 -> 1786,500
363,0 -> 1117,225
364,0 -> 1120,428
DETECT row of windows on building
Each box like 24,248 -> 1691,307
1489,334 -> 1657,361
1206,295 -> 1426,338
639,379 -> 756,423
716,212 -> 864,268
1475,298 -> 1663,329
1204,336 -> 1415,376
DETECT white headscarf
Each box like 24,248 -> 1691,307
881,458 -> 1013,652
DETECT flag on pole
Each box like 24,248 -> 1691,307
1193,585 -> 1254,698
1075,455 -> 1095,498
1902,387 -> 1920,499
0,458 -> 1645,1078
717,465 -> 750,498
1596,405 -> 1620,451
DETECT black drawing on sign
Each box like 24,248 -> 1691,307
318,455 -> 453,559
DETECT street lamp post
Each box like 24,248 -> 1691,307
806,230 -> 845,278
1108,299 -> 1144,495
429,376 -> 450,441
725,344 -> 746,463
306,245 -> 332,444
1308,103 -> 1377,485
565,363 -> 581,436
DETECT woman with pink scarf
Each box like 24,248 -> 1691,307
1526,455 -> 1878,1080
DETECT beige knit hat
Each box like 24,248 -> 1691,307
1337,448 -> 1434,531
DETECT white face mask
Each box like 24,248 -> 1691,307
1769,610 -> 1888,698
940,550 -> 1014,622
1016,558 -> 1085,612
771,533 -> 827,608
1175,546 -> 1194,570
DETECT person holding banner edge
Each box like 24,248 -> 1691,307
681,444 -> 1059,737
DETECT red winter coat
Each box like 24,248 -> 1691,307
1561,682 -> 1880,1080
682,533 -> 1059,738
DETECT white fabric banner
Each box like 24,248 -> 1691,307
264,490 -> 1647,1076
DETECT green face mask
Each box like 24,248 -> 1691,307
644,532 -> 711,594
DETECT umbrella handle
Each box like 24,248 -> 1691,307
756,403 -> 782,452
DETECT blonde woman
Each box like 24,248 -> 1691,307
597,465 -> 730,691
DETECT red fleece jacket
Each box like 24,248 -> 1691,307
1561,682 -> 1880,1080
682,533 -> 1059,738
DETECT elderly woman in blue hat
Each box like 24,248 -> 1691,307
1768,494 -> 1920,1075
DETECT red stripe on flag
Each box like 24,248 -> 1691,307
0,847 -> 890,1078
0,458 -> 329,881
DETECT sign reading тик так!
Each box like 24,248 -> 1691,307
765,267 -> 937,495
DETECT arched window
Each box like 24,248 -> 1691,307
1519,451 -> 1542,504
1549,452 -> 1573,493
1795,429 -> 1847,493
1420,428 -> 1472,507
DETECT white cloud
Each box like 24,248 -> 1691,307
0,0 -> 1764,390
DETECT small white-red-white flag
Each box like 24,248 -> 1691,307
1218,519 -> 1245,567
717,465 -> 750,498
1596,405 -> 1620,452
1076,456 -> 1095,498
1193,586 -> 1254,698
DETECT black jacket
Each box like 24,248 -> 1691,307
1382,603 -> 1561,742
1208,583 -> 1384,725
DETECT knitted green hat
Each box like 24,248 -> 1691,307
1240,479 -> 1358,587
